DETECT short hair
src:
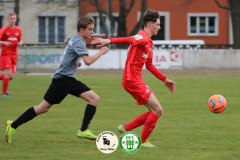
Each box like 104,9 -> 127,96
7,12 -> 17,18
143,9 -> 160,26
77,15 -> 95,32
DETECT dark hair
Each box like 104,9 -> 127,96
143,9 -> 160,26
77,15 -> 95,32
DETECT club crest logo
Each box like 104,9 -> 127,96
119,131 -> 141,154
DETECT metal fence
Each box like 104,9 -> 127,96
22,43 -> 234,50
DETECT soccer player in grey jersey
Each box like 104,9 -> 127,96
5,16 -> 109,143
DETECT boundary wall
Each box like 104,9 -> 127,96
13,48 -> 240,70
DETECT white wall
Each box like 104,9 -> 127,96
16,48 -> 240,70
182,50 -> 240,68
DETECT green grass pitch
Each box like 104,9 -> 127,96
0,73 -> 240,160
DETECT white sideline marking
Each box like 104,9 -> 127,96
26,73 -> 53,76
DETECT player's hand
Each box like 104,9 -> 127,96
164,78 -> 176,93
91,37 -> 111,47
100,46 -> 109,55
78,62 -> 82,67
18,41 -> 23,47
4,42 -> 12,46
64,39 -> 68,46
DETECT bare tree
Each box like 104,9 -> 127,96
81,0 -> 147,37
215,0 -> 240,49
14,0 -> 20,25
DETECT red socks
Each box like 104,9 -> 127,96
124,111 -> 160,143
141,112 -> 159,143
2,77 -> 10,95
0,74 -> 4,80
124,112 -> 151,131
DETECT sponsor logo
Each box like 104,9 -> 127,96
142,53 -> 148,59
8,37 -> 18,41
96,131 -> 118,154
134,35 -> 143,40
170,51 -> 181,62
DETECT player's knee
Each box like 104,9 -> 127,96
155,107 -> 163,116
93,94 -> 100,105
89,94 -> 100,106
35,105 -> 51,114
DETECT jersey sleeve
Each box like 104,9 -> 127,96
73,40 -> 89,56
131,34 -> 149,45
18,27 -> 22,41
145,58 -> 167,81
0,26 -> 7,40
109,32 -> 149,45
109,36 -> 134,44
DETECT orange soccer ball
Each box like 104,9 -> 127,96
208,94 -> 227,113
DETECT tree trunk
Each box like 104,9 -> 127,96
128,0 -> 147,36
14,0 -> 20,25
229,0 -> 240,48
117,0 -> 128,37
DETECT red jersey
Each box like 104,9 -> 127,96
110,30 -> 166,82
0,25 -> 22,57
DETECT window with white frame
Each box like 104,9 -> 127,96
89,13 -> 118,36
38,16 -> 65,44
37,0 -> 65,2
188,13 -> 218,36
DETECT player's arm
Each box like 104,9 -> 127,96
146,58 -> 167,81
18,39 -> 23,47
82,46 -> 109,66
146,58 -> 176,92
64,37 -> 73,46
91,37 -> 133,47
0,41 -> 12,46
64,39 -> 68,46
0,27 -> 11,46
17,28 -> 23,47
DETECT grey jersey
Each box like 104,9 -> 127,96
52,34 -> 89,79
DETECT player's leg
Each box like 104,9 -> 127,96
0,56 -> 4,80
0,74 -> 4,80
118,80 -> 152,133
144,92 -> 163,116
1,57 -> 16,96
70,79 -> 99,140
5,77 -> 67,143
118,112 -> 151,133
80,90 -> 100,131
140,93 -> 162,147
5,100 -> 52,143
77,90 -> 100,139
2,69 -> 12,96
11,100 -> 52,129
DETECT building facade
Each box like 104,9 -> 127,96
79,0 -> 231,45
0,0 -> 79,44
0,0 -> 231,45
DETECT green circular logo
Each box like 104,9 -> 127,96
119,131 -> 141,154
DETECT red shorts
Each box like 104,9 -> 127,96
122,80 -> 152,105
0,56 -> 17,73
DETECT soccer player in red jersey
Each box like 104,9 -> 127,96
91,9 -> 176,147
0,13 -> 22,97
